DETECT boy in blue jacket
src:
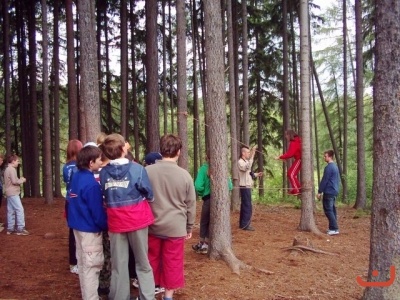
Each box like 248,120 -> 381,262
68,145 -> 108,300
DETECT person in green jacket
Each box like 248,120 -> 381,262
192,154 -> 233,254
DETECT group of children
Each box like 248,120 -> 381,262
63,133 -> 196,300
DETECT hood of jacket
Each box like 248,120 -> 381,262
101,159 -> 131,180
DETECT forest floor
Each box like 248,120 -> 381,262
0,198 -> 369,300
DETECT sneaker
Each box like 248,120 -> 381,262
155,286 -> 165,295
7,230 -> 15,235
242,226 -> 255,231
131,278 -> 139,288
16,229 -> 30,236
192,241 -> 203,251
70,265 -> 79,274
327,230 -> 339,236
197,243 -> 208,254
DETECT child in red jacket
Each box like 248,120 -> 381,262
276,129 -> 302,195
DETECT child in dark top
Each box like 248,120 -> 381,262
62,139 -> 83,274
67,145 -> 108,300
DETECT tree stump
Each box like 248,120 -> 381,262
292,236 -> 314,248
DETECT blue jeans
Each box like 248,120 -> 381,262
322,194 -> 338,231
239,187 -> 252,229
7,195 -> 26,231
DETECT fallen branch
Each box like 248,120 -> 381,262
285,247 -> 306,254
282,245 -> 339,256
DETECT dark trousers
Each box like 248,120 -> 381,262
199,196 -> 211,239
65,201 -> 77,265
68,228 -> 77,265
239,187 -> 252,229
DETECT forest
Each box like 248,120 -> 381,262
0,0 -> 399,298
0,0 -> 374,203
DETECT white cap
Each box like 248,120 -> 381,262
84,142 -> 98,147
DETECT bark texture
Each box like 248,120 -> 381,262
78,0 -> 101,142
363,0 -> 400,298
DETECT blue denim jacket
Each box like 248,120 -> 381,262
100,160 -> 154,208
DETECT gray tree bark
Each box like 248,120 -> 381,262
28,0 -> 40,196
3,0 -> 11,154
353,0 -> 367,209
145,0 -> 160,152
363,0 -> 400,298
204,0 -> 245,273
226,0 -> 240,210
53,0 -> 62,197
129,0 -> 140,160
41,0 -> 53,204
242,0 -> 249,145
66,0 -> 79,139
176,0 -> 188,169
77,0 -> 101,142
121,0 -> 128,137
282,0 -> 289,196
298,0 -> 319,233
342,0 -> 348,203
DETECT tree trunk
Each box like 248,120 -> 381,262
289,7 -> 299,131
226,0 -> 240,211
16,0 -> 29,196
121,0 -> 128,137
204,0 -> 244,273
342,0 -> 348,203
53,0 -> 62,198
145,0 -> 160,152
191,0 -> 199,177
41,0 -> 54,204
353,0 -> 366,209
232,0 -> 241,154
312,60 -> 345,184
255,31 -> 264,197
104,8 -> 113,133
176,0 -> 188,169
3,0 -> 11,154
66,0 -> 79,139
282,0 -> 289,196
168,0 -> 175,134
130,0 -> 140,160
96,0 -> 103,131
363,1 -> 400,298
311,78 -> 321,184
242,0 -> 249,146
77,0 -> 101,142
28,0 -> 40,197
298,0 -> 319,233
162,0 -> 168,135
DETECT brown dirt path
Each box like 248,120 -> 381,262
0,198 -> 369,299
